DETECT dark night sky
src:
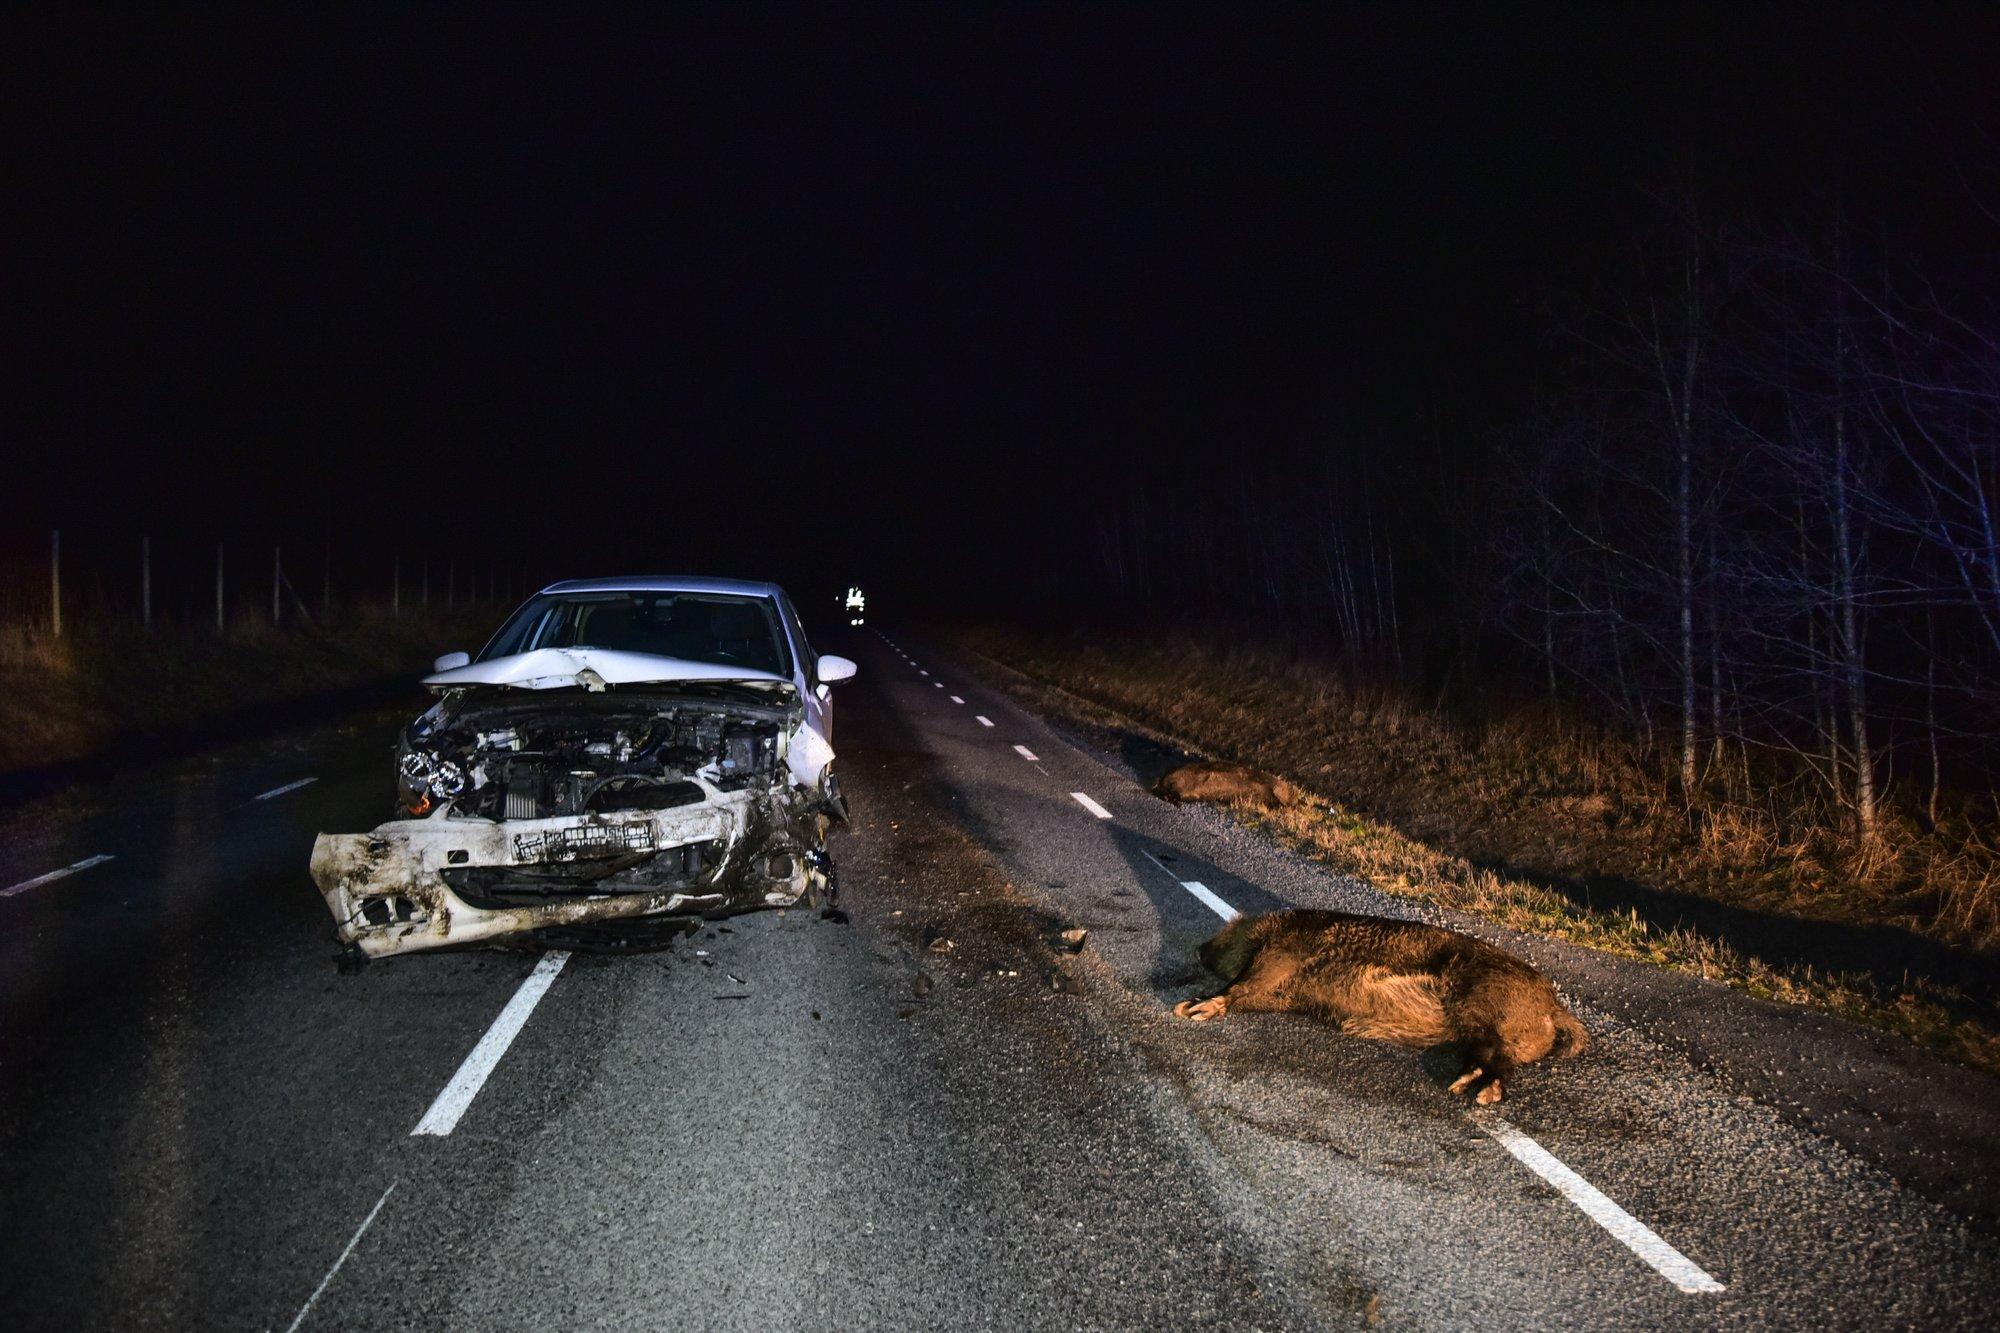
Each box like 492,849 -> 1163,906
5,4 -> 1995,607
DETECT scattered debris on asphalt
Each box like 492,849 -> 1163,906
1057,928 -> 1089,953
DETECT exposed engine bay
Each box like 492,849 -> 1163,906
396,694 -> 787,822
310,682 -> 839,960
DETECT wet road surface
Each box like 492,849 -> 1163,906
2,628 -> 1996,1329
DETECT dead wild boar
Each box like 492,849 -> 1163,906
1152,760 -> 1304,812
1174,909 -> 1588,1103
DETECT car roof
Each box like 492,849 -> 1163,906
536,575 -> 784,599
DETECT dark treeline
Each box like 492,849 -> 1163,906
996,181 -> 2000,849
1492,204 -> 2000,840
975,19 -> 2000,858
1000,182 -> 2000,856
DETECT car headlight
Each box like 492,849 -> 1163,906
397,747 -> 465,813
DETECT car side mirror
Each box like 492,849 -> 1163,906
817,654 -> 858,685
433,651 -> 471,673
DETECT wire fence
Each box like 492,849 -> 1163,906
0,529 -> 540,637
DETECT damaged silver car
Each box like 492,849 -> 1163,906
309,577 -> 856,960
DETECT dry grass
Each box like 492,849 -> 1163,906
957,626 -> 2000,1076
0,609 -> 495,776
1251,799 -> 2000,1074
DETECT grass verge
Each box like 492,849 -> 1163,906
0,610 -> 495,780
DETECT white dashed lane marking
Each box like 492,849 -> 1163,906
976,716 -> 994,727
950,695 -> 964,704
1,853 -> 116,900
1142,852 -> 1239,921
1488,1123 -> 1725,1292
1070,791 -> 1114,819
1012,745 -> 1039,761
412,951 -> 570,1136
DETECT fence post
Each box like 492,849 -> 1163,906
50,530 -> 61,638
273,547 -> 282,625
215,543 -> 225,632
141,535 -> 152,629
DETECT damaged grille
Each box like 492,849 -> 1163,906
440,838 -> 718,906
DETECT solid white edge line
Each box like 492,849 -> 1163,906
950,695 -> 964,704
1487,1120 -> 1725,1293
1069,791 -> 1114,819
255,776 -> 319,801
284,1178 -> 398,1332
1,853 -> 116,899
976,715 -> 994,727
412,951 -> 570,1136
1012,744 -> 1039,761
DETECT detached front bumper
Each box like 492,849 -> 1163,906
309,791 -> 820,959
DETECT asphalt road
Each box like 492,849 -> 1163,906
2,627 -> 1996,1329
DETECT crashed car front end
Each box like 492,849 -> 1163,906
310,673 -> 835,960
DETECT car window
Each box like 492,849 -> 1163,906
479,592 -> 790,675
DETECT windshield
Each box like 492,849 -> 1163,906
478,592 -> 791,676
